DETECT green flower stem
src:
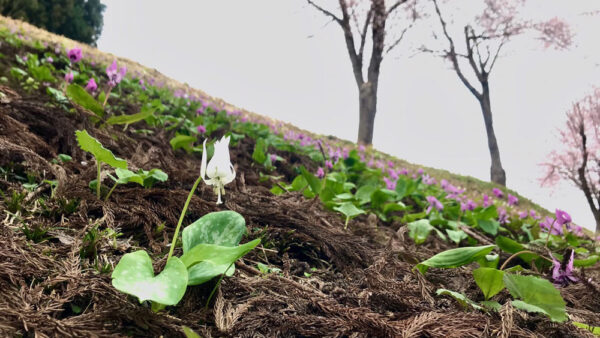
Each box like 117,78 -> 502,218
104,181 -> 119,202
205,262 -> 234,310
96,161 -> 102,199
167,175 -> 203,261
499,250 -> 552,271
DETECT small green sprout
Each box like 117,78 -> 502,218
75,130 -> 127,199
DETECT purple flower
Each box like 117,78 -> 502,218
461,199 -> 476,211
555,209 -> 572,226
269,154 -> 277,163
85,78 -> 97,93
441,179 -> 449,189
316,167 -> 325,179
197,125 -> 206,134
325,160 -> 333,170
399,168 -> 409,176
540,216 -> 562,235
426,195 -> 443,214
387,161 -> 395,168
518,211 -> 528,219
507,194 -> 518,206
567,224 -> 584,237
423,175 -> 436,185
106,59 -> 126,87
551,250 -> 578,287
64,72 -> 74,83
67,47 -> 82,63
492,188 -> 504,198
530,209 -> 540,220
46,56 -> 53,63
383,177 -> 397,190
483,194 -> 492,207
417,168 -> 424,175
358,144 -> 366,152
498,208 -> 508,225
388,168 -> 399,180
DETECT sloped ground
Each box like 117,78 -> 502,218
1,89 -> 599,337
0,19 -> 599,338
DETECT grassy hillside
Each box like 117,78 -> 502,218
0,15 -> 598,337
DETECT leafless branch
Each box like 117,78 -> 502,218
306,0 -> 342,23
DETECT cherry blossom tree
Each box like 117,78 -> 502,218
542,88 -> 600,233
426,0 -> 572,186
306,0 -> 418,145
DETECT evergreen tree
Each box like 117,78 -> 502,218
0,0 -> 106,45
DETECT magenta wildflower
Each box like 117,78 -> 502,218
555,209 -> 572,226
358,144 -> 366,152
197,125 -> 206,134
417,168 -> 424,175
64,72 -> 74,83
269,154 -> 277,163
46,56 -> 53,63
498,208 -> 508,225
316,167 -> 325,179
67,47 -> 82,63
540,216 -> 562,235
423,175 -> 436,185
518,211 -> 528,219
85,78 -> 97,93
530,209 -> 540,219
441,179 -> 449,189
106,59 -> 126,87
399,168 -> 409,176
387,161 -> 395,168
551,250 -> 578,287
507,194 -> 518,206
426,196 -> 443,214
492,188 -> 504,198
325,160 -> 333,170
483,194 -> 492,207
567,224 -> 584,237
383,177 -> 397,190
388,168 -> 399,180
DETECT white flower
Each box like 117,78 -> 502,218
201,136 -> 236,204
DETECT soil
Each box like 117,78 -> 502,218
1,53 -> 599,338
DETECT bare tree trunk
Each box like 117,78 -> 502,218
357,81 -> 377,145
479,85 -> 506,186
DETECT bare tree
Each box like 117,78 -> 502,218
426,0 -> 572,186
542,88 -> 600,233
306,0 -> 418,145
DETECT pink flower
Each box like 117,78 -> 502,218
540,216 -> 562,235
106,59 -> 126,87
492,188 -> 504,198
197,125 -> 206,134
316,167 -> 325,179
555,209 -> 572,226
325,160 -> 333,170
383,177 -> 396,190
269,154 -> 277,163
64,72 -> 74,83
85,78 -> 97,93
426,195 -> 443,214
483,194 -> 492,207
67,48 -> 82,63
518,211 -> 528,219
551,250 -> 578,287
507,194 -> 518,206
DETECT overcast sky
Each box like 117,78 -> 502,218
97,0 -> 600,230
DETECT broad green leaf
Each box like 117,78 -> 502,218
477,219 -> 499,236
355,185 -> 377,205
107,107 -> 154,125
382,202 -> 406,214
169,134 -> 197,152
479,253 -> 500,269
333,202 -> 365,227
407,219 -> 434,245
503,273 -> 567,322
66,84 -> 104,117
495,236 -> 538,264
182,211 -> 247,252
480,300 -> 502,312
574,255 -> 599,267
143,169 -> 168,187
473,267 -> 505,300
436,288 -> 482,310
446,229 -> 468,244
181,239 -> 261,285
371,189 -> 395,210
300,166 -> 322,195
111,251 -> 187,305
476,205 -> 498,220
252,138 -> 267,164
114,168 -> 144,185
290,175 -> 308,192
75,130 -> 127,169
182,326 -> 202,338
415,245 -> 496,274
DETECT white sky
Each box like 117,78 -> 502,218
97,0 -> 600,230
